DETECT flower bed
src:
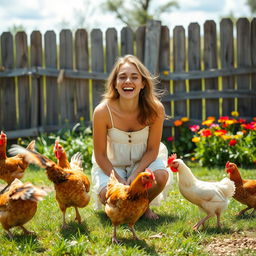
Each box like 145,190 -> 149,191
164,112 -> 256,167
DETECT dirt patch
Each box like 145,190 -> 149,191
205,232 -> 256,256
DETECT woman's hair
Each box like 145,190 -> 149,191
103,55 -> 162,125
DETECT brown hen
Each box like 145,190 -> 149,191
0,178 -> 46,238
226,161 -> 256,216
105,169 -> 155,244
0,131 -> 35,193
9,143 -> 90,229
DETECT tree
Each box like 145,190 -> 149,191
103,0 -> 179,30
246,0 -> 256,13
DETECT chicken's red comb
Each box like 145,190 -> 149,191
167,154 -> 177,166
0,131 -> 6,138
225,161 -> 230,168
145,168 -> 155,180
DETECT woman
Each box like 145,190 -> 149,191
91,55 -> 173,219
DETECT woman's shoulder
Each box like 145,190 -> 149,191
154,99 -> 165,115
93,101 -> 109,118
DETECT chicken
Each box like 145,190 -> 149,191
9,143 -> 90,229
0,178 -> 47,238
0,131 -> 35,193
225,161 -> 256,216
54,140 -> 83,170
105,169 -> 155,244
167,154 -> 235,230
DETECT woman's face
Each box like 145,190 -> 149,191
115,62 -> 144,100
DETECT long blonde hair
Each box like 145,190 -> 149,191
103,55 -> 161,125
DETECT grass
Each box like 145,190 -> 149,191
1,164 -> 256,255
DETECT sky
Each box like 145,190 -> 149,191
0,0 -> 252,35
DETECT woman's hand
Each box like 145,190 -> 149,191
127,172 -> 139,185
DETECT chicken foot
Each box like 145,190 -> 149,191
237,206 -> 252,216
193,214 -> 212,230
129,225 -> 139,240
61,209 -> 69,229
19,225 -> 35,235
112,226 -> 121,244
74,207 -> 81,224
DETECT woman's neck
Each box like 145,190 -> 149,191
117,98 -> 139,113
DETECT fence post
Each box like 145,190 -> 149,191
144,20 -> 161,75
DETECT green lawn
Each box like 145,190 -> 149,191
0,164 -> 256,256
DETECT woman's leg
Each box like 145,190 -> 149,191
143,169 -> 169,220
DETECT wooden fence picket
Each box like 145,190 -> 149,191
91,29 -> 104,109
135,26 -> 145,61
106,28 -> 118,73
30,31 -> 43,127
188,23 -> 202,120
44,31 -> 59,126
0,32 -> 16,131
251,18 -> 256,117
59,29 -> 75,124
121,27 -> 134,56
159,26 -> 172,138
204,20 -> 219,118
220,19 -> 235,116
237,18 -> 252,117
75,29 -> 90,122
16,31 -> 30,129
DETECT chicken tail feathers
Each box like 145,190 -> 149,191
9,144 -> 54,169
26,140 -> 35,151
70,152 -> 83,169
218,177 -> 236,198
9,179 -> 47,202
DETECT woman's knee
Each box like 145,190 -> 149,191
154,169 -> 169,187
99,187 -> 107,205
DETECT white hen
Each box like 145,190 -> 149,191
167,154 -> 235,230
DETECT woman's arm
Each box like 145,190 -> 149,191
127,102 -> 165,184
93,103 -> 127,184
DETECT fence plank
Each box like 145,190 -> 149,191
75,29 -> 90,121
30,31 -> 43,127
44,31 -> 59,126
121,27 -> 134,56
0,32 -> 16,131
173,26 -> 186,117
159,26 -> 172,138
204,20 -> 219,117
173,26 -> 186,139
16,32 -> 30,129
237,18 -> 251,117
188,23 -> 202,120
220,19 -> 235,116
91,29 -> 104,110
144,20 -> 161,75
251,18 -> 256,116
59,29 -> 75,124
135,26 -> 145,62
106,28 -> 118,73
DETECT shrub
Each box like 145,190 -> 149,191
19,120 -> 93,170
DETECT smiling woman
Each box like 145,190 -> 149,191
91,55 -> 173,224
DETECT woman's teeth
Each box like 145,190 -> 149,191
123,87 -> 134,91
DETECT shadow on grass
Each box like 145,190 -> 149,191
235,213 -> 255,220
200,226 -> 234,235
96,211 -> 177,232
116,237 -> 160,256
60,221 -> 90,239
6,233 -> 46,253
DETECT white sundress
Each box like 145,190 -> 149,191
91,104 -> 173,210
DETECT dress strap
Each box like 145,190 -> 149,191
106,104 -> 114,128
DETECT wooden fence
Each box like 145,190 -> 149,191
0,18 -> 256,139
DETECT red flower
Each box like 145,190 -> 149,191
200,129 -> 212,137
241,123 -> 255,130
167,136 -> 174,142
229,139 -> 237,146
